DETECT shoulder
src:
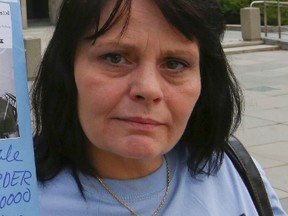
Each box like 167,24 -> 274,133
251,159 -> 287,215
221,153 -> 287,215
169,147 -> 285,215
38,168 -> 87,216
38,169 -> 76,194
165,148 -> 258,215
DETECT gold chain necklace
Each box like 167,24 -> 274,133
95,155 -> 170,216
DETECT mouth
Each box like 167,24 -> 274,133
114,116 -> 165,129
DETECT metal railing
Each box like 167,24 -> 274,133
250,0 -> 288,38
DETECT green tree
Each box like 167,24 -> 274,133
219,0 -> 288,25
261,2 -> 288,25
219,0 -> 252,24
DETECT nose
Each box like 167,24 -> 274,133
129,64 -> 163,104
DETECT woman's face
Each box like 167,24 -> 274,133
74,0 -> 201,163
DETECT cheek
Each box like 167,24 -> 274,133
75,74 -> 106,134
75,74 -> 127,134
77,89 -> 113,134
172,81 -> 201,131
76,90 -> 97,136
176,78 -> 201,109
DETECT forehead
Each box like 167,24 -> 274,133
96,0 -> 198,50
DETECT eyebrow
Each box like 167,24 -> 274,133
161,49 -> 199,59
92,39 -> 199,59
93,40 -> 135,51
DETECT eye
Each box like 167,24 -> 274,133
163,59 -> 188,72
103,53 -> 126,65
166,60 -> 185,70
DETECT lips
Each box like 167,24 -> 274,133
114,116 -> 165,129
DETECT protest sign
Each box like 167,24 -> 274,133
0,0 -> 39,215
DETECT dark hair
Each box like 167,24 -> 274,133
32,0 -> 242,195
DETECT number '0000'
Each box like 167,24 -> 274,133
0,188 -> 31,209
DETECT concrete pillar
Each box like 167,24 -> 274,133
48,0 -> 63,25
240,7 -> 261,41
20,0 -> 28,29
24,37 -> 41,80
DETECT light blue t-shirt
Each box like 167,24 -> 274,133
38,147 -> 287,216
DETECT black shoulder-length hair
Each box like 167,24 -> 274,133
32,0 -> 242,195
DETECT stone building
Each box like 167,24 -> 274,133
20,0 -> 62,28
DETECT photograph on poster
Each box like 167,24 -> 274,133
0,48 -> 19,139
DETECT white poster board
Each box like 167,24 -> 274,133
0,0 -> 39,215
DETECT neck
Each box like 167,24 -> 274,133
88,147 -> 163,180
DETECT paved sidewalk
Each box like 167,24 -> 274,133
23,24 -> 288,212
223,29 -> 288,212
228,50 -> 288,212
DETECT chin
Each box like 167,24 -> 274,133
121,142 -> 163,159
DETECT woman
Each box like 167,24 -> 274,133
32,0 -> 287,215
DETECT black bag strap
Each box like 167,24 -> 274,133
225,136 -> 273,216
